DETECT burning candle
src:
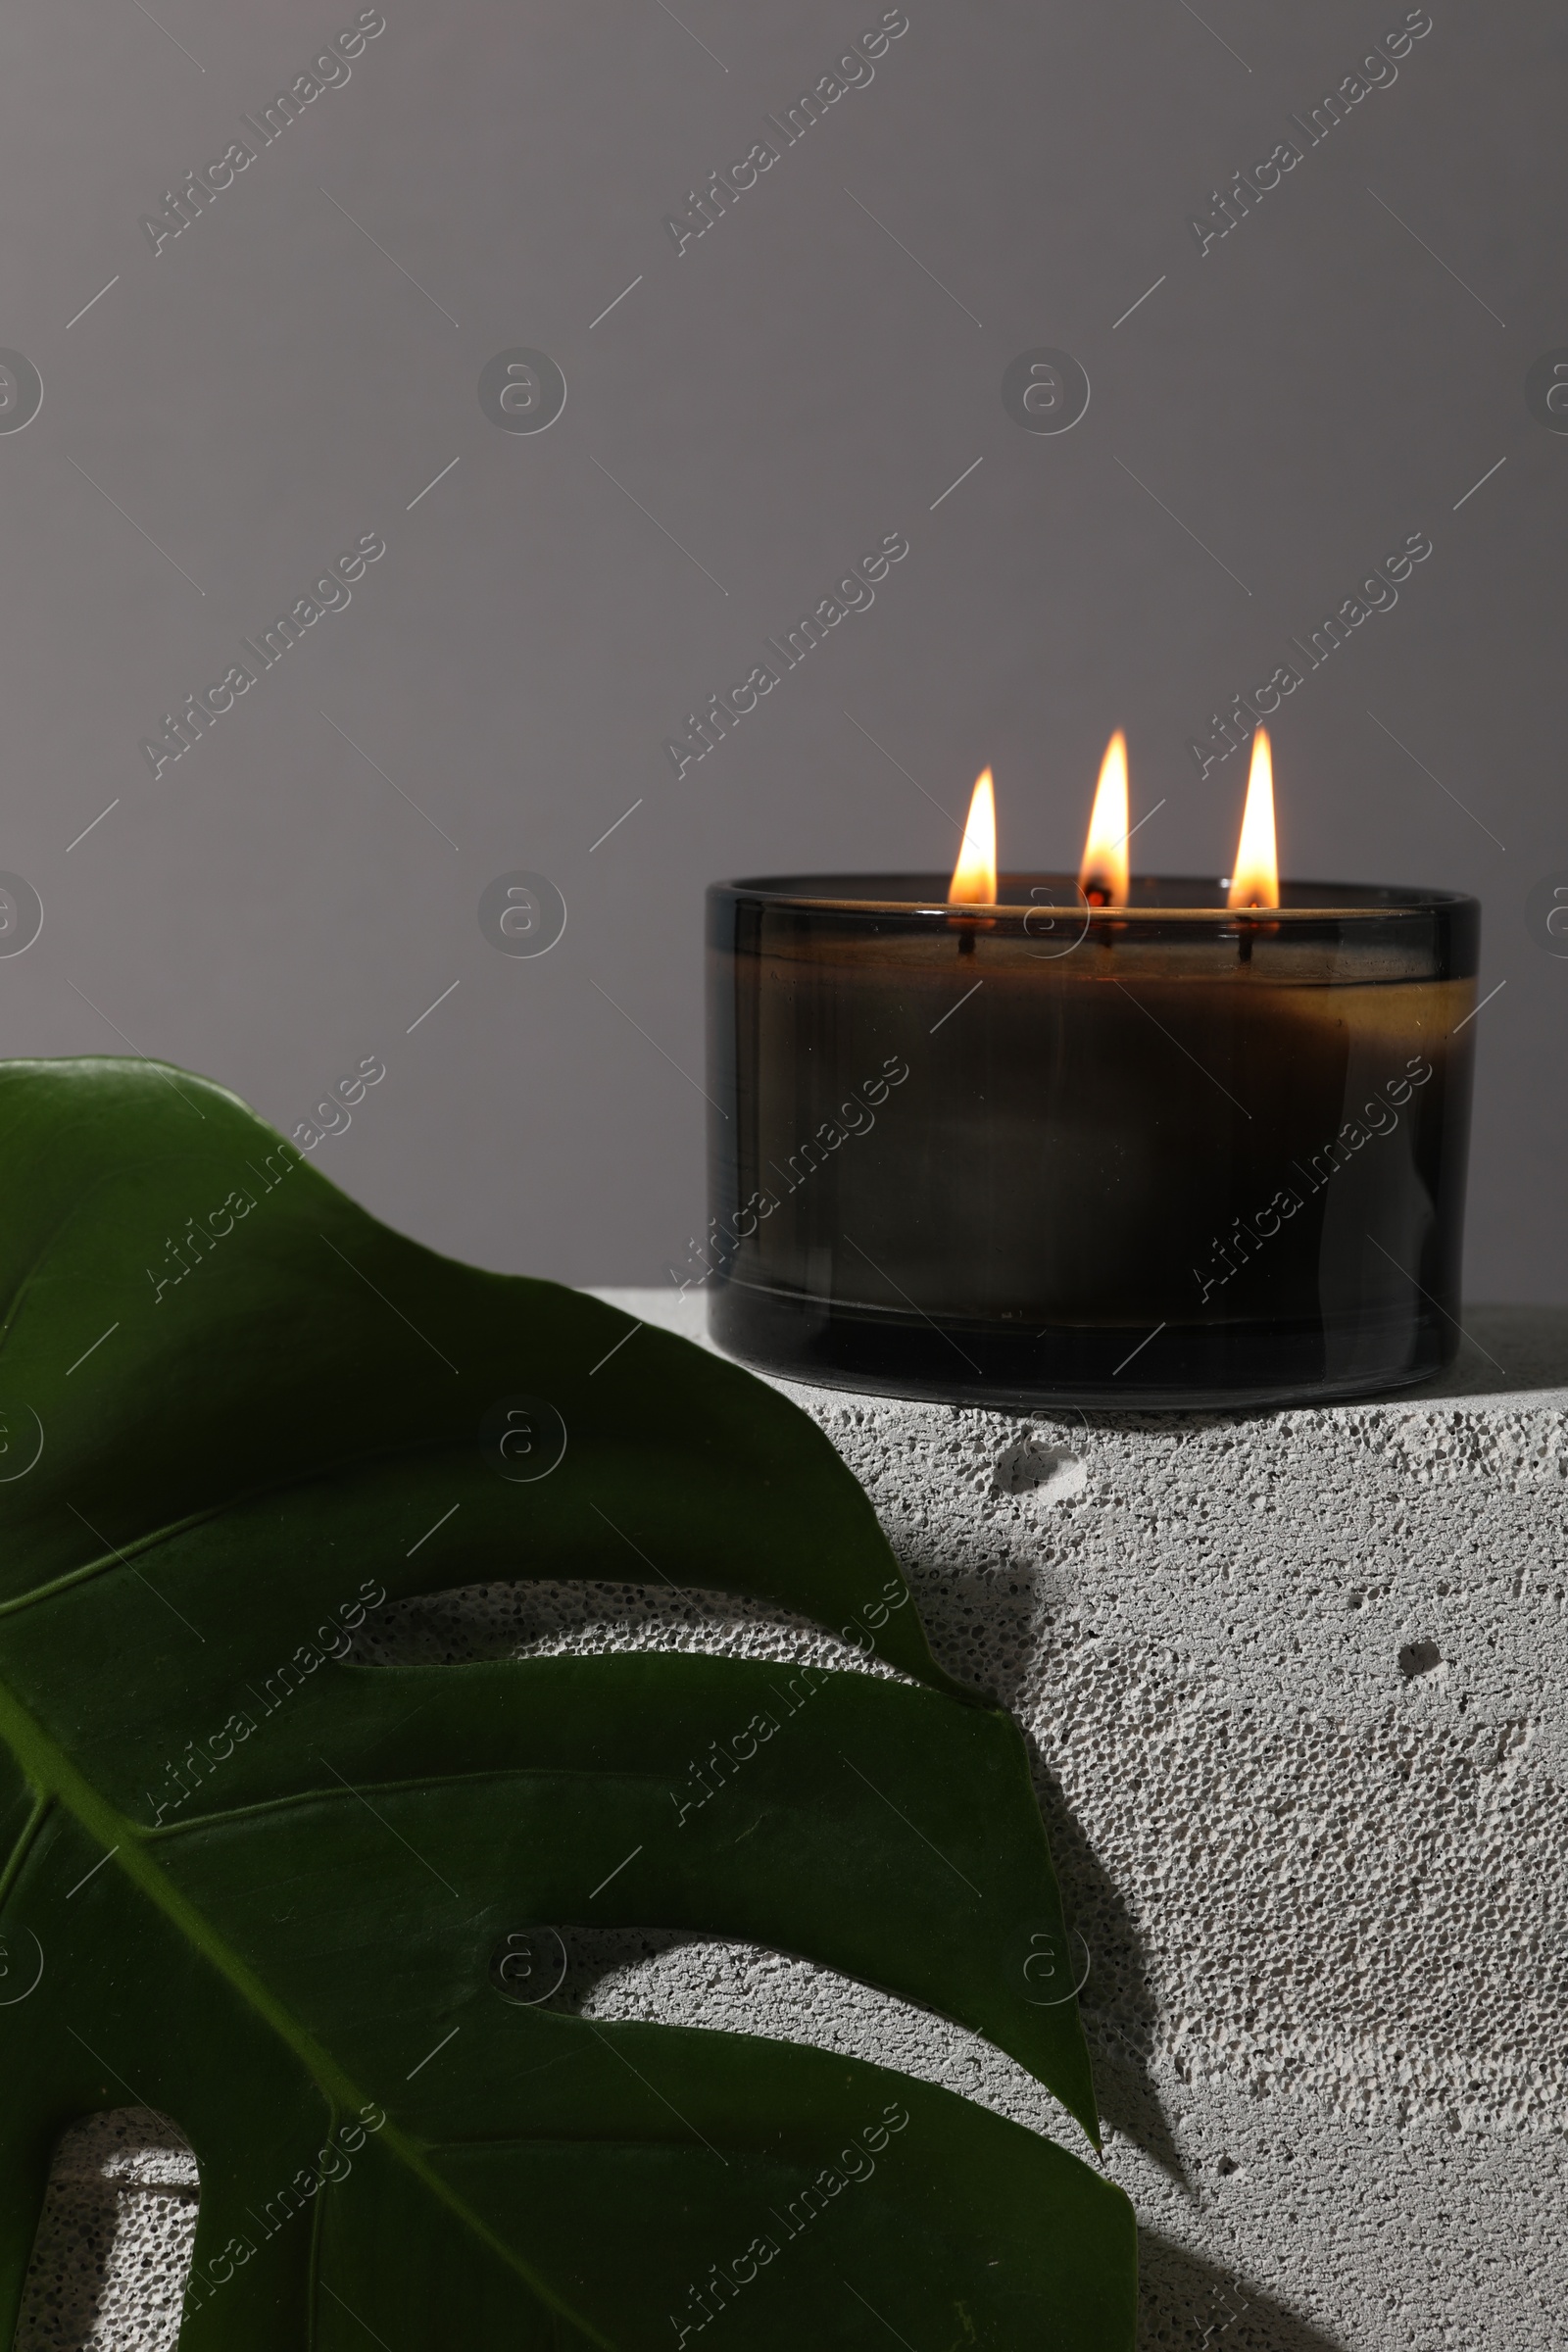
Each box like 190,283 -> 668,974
705,735 -> 1479,1408
1078,730 -> 1129,908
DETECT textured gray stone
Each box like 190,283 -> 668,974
581,1294 -> 1568,2352
15,2112 -> 197,2352
24,1296 -> 1567,2349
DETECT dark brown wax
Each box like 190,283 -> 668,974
705,876 -> 1479,1409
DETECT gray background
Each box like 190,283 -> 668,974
0,0 -> 1560,1297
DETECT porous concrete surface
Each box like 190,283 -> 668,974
16,2113 -> 196,2352
578,1294 -> 1568,2352
28,1298 -> 1567,2349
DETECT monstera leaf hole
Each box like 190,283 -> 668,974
0,1059 -> 1138,2350
358,1575 -> 915,1683
15,2109 -> 198,2352
423,1591 -> 1099,2143
480,1917 -> 1107,2175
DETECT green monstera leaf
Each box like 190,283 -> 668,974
0,1058 -> 1135,2349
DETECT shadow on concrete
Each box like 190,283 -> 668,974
1139,2230 -> 1348,2351
888,1537 -> 1195,2195
1021,1730 -> 1195,2197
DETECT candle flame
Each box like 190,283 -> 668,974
1226,727 -> 1280,908
1078,730 -> 1130,907
948,768 -> 997,905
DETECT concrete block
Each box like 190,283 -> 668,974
24,1298 -> 1566,2350
578,1294 -> 1568,2352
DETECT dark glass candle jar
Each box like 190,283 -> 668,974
705,875 -> 1480,1410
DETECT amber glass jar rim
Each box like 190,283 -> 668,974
714,873 -> 1477,923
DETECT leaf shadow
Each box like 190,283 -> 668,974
1026,1734 -> 1193,2195
1138,2230 -> 1348,2351
891,1551 -> 1193,2194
